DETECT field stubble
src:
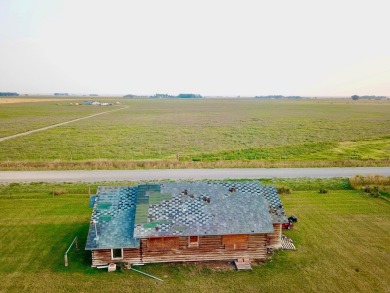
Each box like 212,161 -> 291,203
0,98 -> 390,170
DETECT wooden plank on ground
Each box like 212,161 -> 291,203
234,259 -> 252,270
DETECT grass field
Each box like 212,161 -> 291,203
0,100 -> 111,138
0,179 -> 389,292
0,98 -> 390,169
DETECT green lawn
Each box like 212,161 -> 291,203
0,181 -> 389,292
0,98 -> 390,169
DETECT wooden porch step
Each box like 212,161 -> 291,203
234,259 -> 252,270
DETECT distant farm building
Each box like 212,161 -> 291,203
86,182 -> 288,267
83,100 -> 111,106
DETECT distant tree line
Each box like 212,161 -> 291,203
0,92 -> 19,96
151,93 -> 176,98
351,95 -> 387,100
124,93 -> 203,99
123,94 -> 149,98
255,95 -> 301,99
54,93 -> 69,96
123,94 -> 137,98
176,94 -> 203,99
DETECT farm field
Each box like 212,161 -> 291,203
0,98 -> 390,170
0,99 -> 112,138
0,179 -> 389,292
0,97 -> 74,104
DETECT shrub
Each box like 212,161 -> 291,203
52,188 -> 67,196
319,188 -> 328,194
277,187 -> 291,194
350,175 -> 390,189
362,185 -> 380,197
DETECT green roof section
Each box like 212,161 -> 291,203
134,185 -> 172,225
137,184 -> 161,204
134,204 -> 149,224
97,202 -> 112,210
149,192 -> 172,205
143,221 -> 171,228
99,215 -> 112,222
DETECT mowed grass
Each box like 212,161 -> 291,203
0,98 -> 390,169
0,181 -> 389,292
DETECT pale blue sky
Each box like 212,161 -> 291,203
0,0 -> 389,96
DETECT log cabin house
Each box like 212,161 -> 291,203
85,182 -> 288,267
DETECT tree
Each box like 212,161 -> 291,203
0,92 -> 19,96
351,95 -> 359,100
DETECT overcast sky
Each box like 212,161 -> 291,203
0,0 -> 389,96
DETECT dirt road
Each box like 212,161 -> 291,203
0,167 -> 389,183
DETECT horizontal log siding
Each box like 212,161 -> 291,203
91,248 -> 141,267
222,234 -> 249,250
146,237 -> 179,251
141,234 -> 267,263
267,224 -> 282,247
90,234 -> 268,266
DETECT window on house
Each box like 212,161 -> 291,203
188,236 -> 199,248
111,248 -> 123,259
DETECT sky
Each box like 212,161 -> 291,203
0,0 -> 389,96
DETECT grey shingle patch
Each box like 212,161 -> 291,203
134,182 -> 274,237
262,186 -> 288,224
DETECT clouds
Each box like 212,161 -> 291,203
0,0 -> 389,95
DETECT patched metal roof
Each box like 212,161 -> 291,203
262,186 -> 289,224
85,181 -> 288,250
210,182 -> 288,224
134,182 -> 274,237
85,186 -> 139,250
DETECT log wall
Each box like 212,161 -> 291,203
146,237 -> 179,251
141,234 -> 267,264
266,224 -> 282,248
91,233 -> 269,266
91,248 -> 141,267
